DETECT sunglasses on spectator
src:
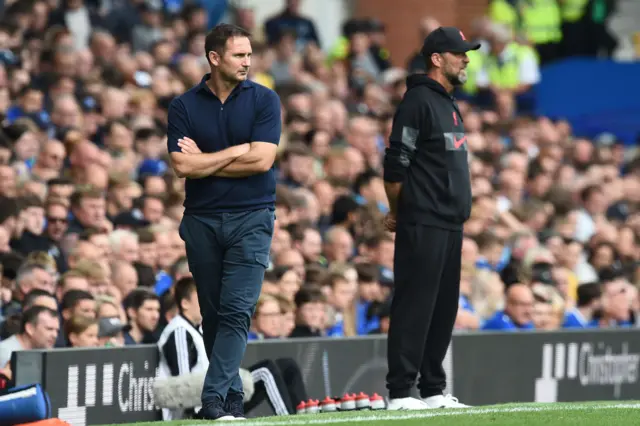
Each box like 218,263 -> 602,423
47,216 -> 68,224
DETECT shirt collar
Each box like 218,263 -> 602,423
180,313 -> 202,334
571,307 -> 588,326
196,73 -> 251,94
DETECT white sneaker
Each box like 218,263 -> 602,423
422,394 -> 470,408
386,397 -> 431,411
215,415 -> 238,420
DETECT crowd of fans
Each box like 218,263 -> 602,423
0,0 -> 638,386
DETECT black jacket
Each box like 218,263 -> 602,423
383,74 -> 472,230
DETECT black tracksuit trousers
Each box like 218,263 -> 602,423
386,223 -> 462,399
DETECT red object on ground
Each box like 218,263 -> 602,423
18,420 -> 71,426
339,393 -> 356,410
320,396 -> 337,412
370,393 -> 386,410
355,392 -> 371,409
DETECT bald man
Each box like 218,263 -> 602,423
32,140 -> 66,180
482,283 -> 535,330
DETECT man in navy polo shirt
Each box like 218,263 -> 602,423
166,24 -> 281,421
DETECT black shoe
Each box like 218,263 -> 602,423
198,398 -> 235,420
224,392 -> 245,418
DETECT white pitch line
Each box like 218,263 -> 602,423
186,402 -> 640,426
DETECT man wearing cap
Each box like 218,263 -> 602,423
98,317 -> 126,347
383,27 -> 478,410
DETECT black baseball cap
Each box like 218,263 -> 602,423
421,26 -> 481,57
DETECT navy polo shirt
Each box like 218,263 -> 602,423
167,74 -> 282,214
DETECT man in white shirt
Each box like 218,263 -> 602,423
157,277 -> 208,420
0,306 -> 59,369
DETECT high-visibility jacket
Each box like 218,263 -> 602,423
461,49 -> 484,95
561,0 -> 589,22
485,43 -> 534,90
489,0 -> 519,33
519,0 -> 562,44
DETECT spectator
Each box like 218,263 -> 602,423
482,283 -> 534,331
563,282 -> 602,328
323,226 -> 354,264
97,316 -> 126,347
277,294 -> 296,338
31,139 -> 66,181
95,294 -> 124,321
123,287 -> 160,344
272,266 -> 302,303
73,259 -> 111,296
22,289 -> 58,312
269,28 -> 300,87
354,262 -> 383,334
2,263 -> 55,316
60,290 -> 96,322
64,315 -> 99,348
42,198 -> 70,271
455,263 -> 481,330
289,285 -> 327,338
109,229 -> 140,264
132,2 -> 163,53
48,0 -> 105,50
248,294 -> 283,341
66,187 -> 108,238
325,268 -> 358,337
274,248 -> 305,280
56,270 -> 90,301
595,268 -> 633,327
475,23 -> 540,116
0,306 -> 59,368
170,256 -> 191,282
264,0 -> 320,51
366,297 -> 391,335
575,185 -> 608,243
111,260 -> 139,299
290,225 -> 324,266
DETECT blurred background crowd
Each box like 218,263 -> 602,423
0,0 -> 639,382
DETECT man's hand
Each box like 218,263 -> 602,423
178,137 -> 203,154
384,212 -> 397,233
170,138 -> 251,179
178,137 -> 251,158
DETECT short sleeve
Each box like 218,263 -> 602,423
166,98 -> 191,153
250,89 -> 282,145
518,51 -> 541,85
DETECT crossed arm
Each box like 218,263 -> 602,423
167,93 -> 281,179
170,137 -> 277,179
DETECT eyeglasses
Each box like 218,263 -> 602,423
509,300 -> 534,308
47,216 -> 68,224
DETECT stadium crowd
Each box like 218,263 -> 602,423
0,0 -> 638,387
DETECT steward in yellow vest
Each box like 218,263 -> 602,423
489,0 -> 563,65
476,25 -> 541,115
518,0 -> 563,64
